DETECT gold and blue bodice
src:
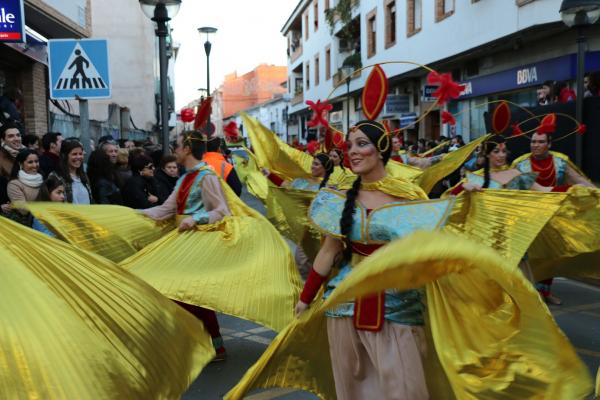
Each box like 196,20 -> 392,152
465,171 -> 538,190
309,189 -> 454,325
289,178 -> 320,192
514,156 -> 567,185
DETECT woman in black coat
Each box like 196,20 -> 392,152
122,153 -> 159,209
87,150 -> 123,205
153,154 -> 179,204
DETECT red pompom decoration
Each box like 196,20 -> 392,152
577,123 -> 587,135
427,71 -> 465,105
306,140 -> 320,155
511,123 -> 523,137
441,111 -> 456,126
306,100 -> 333,128
180,108 -> 195,123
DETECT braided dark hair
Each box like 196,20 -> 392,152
482,135 -> 506,189
315,153 -> 334,189
339,120 -> 390,263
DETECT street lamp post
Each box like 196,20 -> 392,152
559,0 -> 600,167
139,0 -> 181,155
341,65 -> 354,132
198,26 -> 217,129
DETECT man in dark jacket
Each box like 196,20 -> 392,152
39,132 -> 63,178
122,153 -> 159,209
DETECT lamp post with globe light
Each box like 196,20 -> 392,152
198,26 -> 217,130
139,0 -> 181,155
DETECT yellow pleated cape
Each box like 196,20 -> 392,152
0,216 -> 214,400
241,112 -> 487,194
23,202 -> 172,263
117,174 -> 303,332
24,175 -> 303,332
225,231 -> 592,400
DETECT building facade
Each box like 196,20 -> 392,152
0,0 -> 91,136
282,0 -> 599,143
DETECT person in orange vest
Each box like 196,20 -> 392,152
202,136 -> 243,196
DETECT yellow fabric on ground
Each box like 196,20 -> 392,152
119,176 -> 303,332
23,202 -> 171,263
225,231 -> 592,400
0,216 -> 213,400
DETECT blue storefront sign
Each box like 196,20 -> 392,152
422,85 -> 438,102
399,112 -> 417,128
458,51 -> 600,99
385,94 -> 410,114
0,0 -> 25,43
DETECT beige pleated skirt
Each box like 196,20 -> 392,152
326,317 -> 429,400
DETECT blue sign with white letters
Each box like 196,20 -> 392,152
48,39 -> 111,100
457,51 -> 600,99
0,0 -> 25,42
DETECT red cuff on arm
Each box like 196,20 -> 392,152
551,185 -> 572,193
450,183 -> 465,196
267,172 -> 285,187
300,268 -> 328,304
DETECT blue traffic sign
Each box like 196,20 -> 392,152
0,0 -> 25,42
48,39 -> 111,100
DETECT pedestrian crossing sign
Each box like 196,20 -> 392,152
48,39 -> 111,100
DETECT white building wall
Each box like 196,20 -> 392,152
88,0 -> 156,131
285,0 -> 564,118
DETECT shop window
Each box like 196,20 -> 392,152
367,8 -> 377,58
407,0 -> 422,36
385,0 -> 397,49
435,0 -> 454,22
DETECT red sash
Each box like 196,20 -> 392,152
530,155 -> 556,187
351,241 -> 385,332
176,170 -> 201,214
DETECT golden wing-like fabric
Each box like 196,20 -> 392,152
417,134 -> 489,193
527,185 -> 600,281
233,152 -> 269,201
23,202 -> 172,262
0,216 -> 213,400
266,186 -> 322,260
444,190 -> 568,267
226,232 -> 592,400
242,112 -> 313,180
120,178 -> 303,332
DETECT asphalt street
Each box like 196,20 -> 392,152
184,189 -> 600,400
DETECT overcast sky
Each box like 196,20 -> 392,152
171,0 -> 299,109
